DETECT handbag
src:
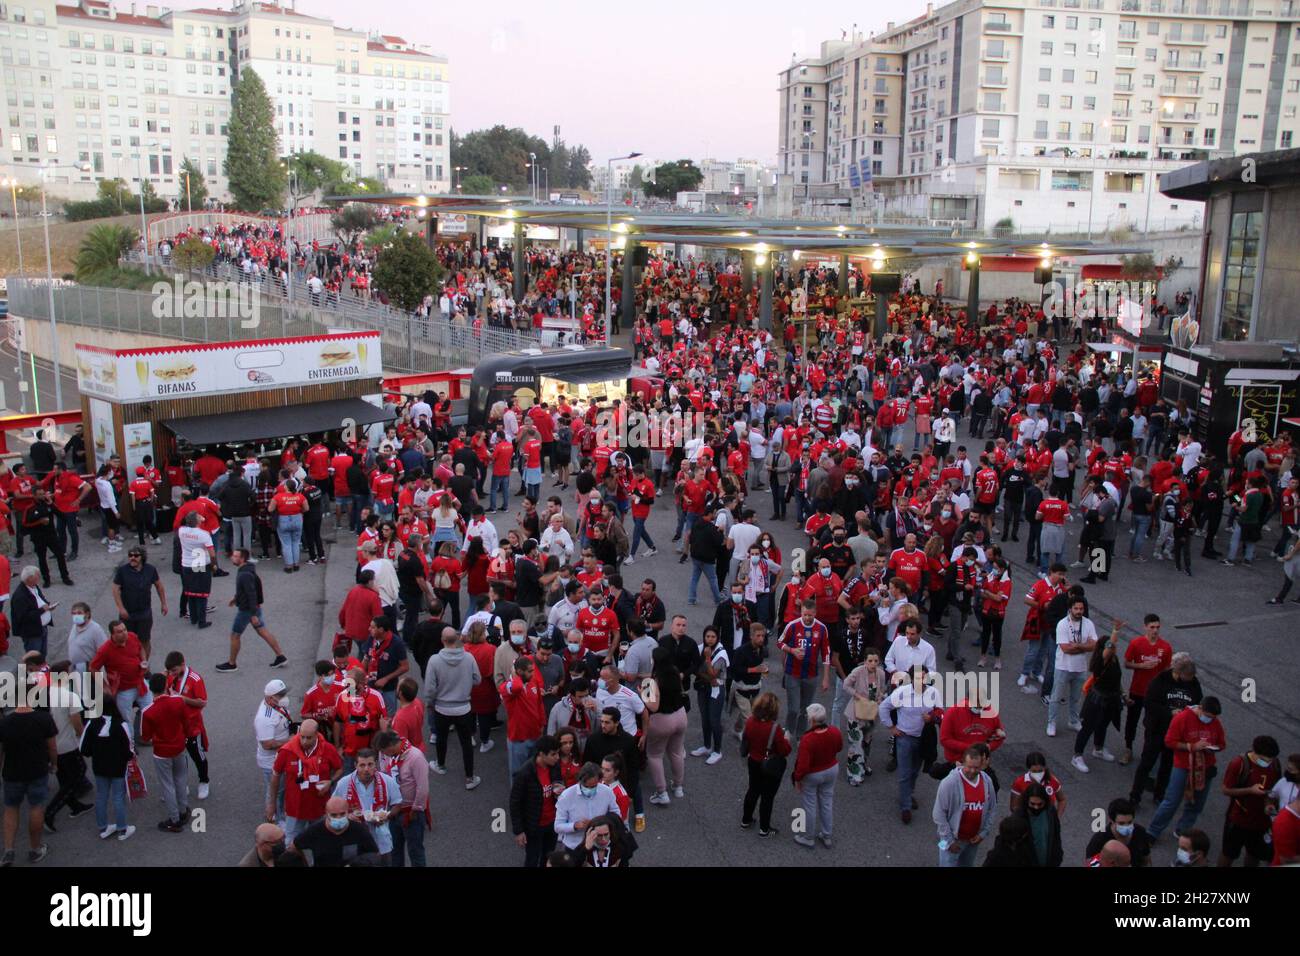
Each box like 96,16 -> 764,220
125,757 -> 149,802
853,696 -> 879,722
758,722 -> 786,779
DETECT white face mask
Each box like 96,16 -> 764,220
820,567 -> 832,578
1029,770 -> 1045,783
72,614 -> 87,626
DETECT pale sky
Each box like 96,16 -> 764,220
300,0 -> 935,165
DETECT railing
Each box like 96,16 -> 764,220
4,276 -> 546,374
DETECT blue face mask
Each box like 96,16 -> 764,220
327,816 -> 348,832
1198,714 -> 1214,725
580,785 -> 597,799
567,643 -> 581,654
511,634 -> 526,646
596,679 -> 607,692
1115,823 -> 1135,837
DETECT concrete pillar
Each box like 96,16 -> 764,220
619,239 -> 638,334
477,215 -> 485,248
874,291 -> 889,343
741,251 -> 754,297
576,227 -> 585,253
513,219 -> 526,301
425,214 -> 437,248
673,242 -> 682,260
838,254 -> 849,297
759,256 -> 774,332
966,259 -> 980,321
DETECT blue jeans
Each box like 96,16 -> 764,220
277,513 -> 304,566
1226,524 -> 1256,563
94,776 -> 128,831
1128,515 -> 1152,558
507,738 -> 537,778
629,517 -> 655,556
490,475 -> 510,511
1021,634 -> 1053,681
696,685 -> 724,752
1048,668 -> 1085,727
388,811 -> 427,867
938,842 -> 980,867
896,733 -> 923,813
1147,765 -> 1213,838
688,559 -> 722,604
348,494 -> 371,534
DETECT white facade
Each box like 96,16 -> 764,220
0,0 -> 449,203
784,0 -> 1300,233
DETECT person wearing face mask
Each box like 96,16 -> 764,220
981,816 -> 1038,867
268,718 -> 342,843
1085,798 -> 1152,867
1146,697 -> 1227,842
554,761 -> 619,851
1011,782 -> 1063,867
302,661 -> 346,744
65,602 -> 107,672
546,580 -> 586,646
777,599 -> 832,738
1009,753 -> 1068,817
1267,753 -> 1300,820
1217,734 -> 1281,868
238,822 -> 288,867
1175,828 -> 1211,867
291,795 -> 380,867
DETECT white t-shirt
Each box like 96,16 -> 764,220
177,525 -> 213,569
1175,440 -> 1203,475
596,683 -> 645,735
1054,615 -> 1098,673
728,522 -> 761,556
253,699 -> 292,771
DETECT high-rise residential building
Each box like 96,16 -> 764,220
779,0 -> 1300,233
0,0 -> 449,202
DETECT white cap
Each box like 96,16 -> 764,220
264,679 -> 288,696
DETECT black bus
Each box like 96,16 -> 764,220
466,346 -> 637,429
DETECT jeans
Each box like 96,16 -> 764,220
688,559 -> 722,604
490,475 -> 510,511
896,733 -> 923,812
152,753 -> 190,823
783,673 -> 819,737
938,842 -> 980,867
1147,765 -> 1213,838
629,517 -> 656,556
94,776 -> 128,831
388,811 -> 427,867
506,738 -> 537,778
1153,519 -> 1175,558
799,765 -> 836,838
277,513 -> 304,566
830,675 -> 849,729
1128,515 -> 1152,558
229,515 -> 253,552
1226,524 -> 1256,563
1020,635 -> 1053,681
1048,669 -> 1086,727
696,685 -> 724,753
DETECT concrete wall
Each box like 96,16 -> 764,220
1258,184 -> 1300,344
20,320 -> 178,375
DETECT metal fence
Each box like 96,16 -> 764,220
5,276 -> 544,373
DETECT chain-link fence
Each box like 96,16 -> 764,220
5,276 -> 544,373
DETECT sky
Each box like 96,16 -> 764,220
298,0 -> 935,165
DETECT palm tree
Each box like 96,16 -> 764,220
74,223 -> 139,280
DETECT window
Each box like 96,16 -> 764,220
1061,95 -> 1074,108
1065,42 -> 1077,55
1058,121 -> 1072,139
1038,93 -> 1051,108
1041,41 -> 1054,55
1145,48 -> 1157,61
1067,15 -> 1080,28
1044,14 -> 1056,26
983,119 -> 1001,137
1063,69 -> 1075,82
1035,120 -> 1050,137
1040,67 -> 1052,81
1283,131 -> 1295,148
1084,96 -> 1096,110
1219,202 -> 1262,342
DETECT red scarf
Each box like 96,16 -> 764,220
366,637 -> 392,681
345,771 -> 389,814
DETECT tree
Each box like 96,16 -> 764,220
460,173 -> 495,195
363,223 -> 401,251
641,160 -> 704,199
370,231 -> 444,313
138,179 -> 169,214
172,235 -> 215,273
628,165 -> 644,191
331,203 -> 380,246
74,224 -> 138,280
284,150 -> 349,209
1119,252 -> 1158,281
330,175 -> 384,197
178,156 -> 209,210
225,68 -> 286,211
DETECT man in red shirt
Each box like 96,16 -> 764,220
332,668 -> 389,770
10,463 -> 35,558
1120,613 -> 1172,764
269,719 -> 343,843
128,466 -> 160,547
45,462 -> 90,561
164,651 -> 212,800
575,588 -> 620,660
799,558 -> 843,627
887,533 -> 928,597
140,673 -> 191,832
1146,697 -> 1226,839
91,619 -> 150,718
369,464 -> 396,520
489,432 -> 514,513
972,457 -> 1001,537
1273,793 -> 1300,866
626,464 -> 657,561
499,656 -> 547,776
193,449 -> 227,492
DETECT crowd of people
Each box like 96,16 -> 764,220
1,245 -> 1298,869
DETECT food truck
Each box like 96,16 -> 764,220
466,347 -> 640,428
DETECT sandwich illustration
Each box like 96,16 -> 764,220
100,364 -> 118,384
153,362 -> 197,382
319,346 -> 355,367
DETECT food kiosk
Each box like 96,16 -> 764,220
466,347 -> 635,428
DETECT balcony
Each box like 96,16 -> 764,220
1112,107 -> 1133,118
1115,54 -> 1136,68
985,20 -> 1012,32
982,48 -> 1011,61
1114,83 -> 1135,93
982,74 -> 1009,87
1166,34 -> 1208,46
1161,112 -> 1201,123
1164,60 -> 1205,71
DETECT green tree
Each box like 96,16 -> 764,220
331,203 -> 380,246
370,231 -> 444,313
363,223 -> 401,251
1119,252 -> 1158,280
284,150 -> 349,209
642,160 -> 704,199
628,165 -> 644,191
178,156 -> 209,210
172,235 -> 215,273
225,68 -> 286,211
74,223 -> 138,280
330,175 -> 385,197
138,179 -> 169,214
459,173 -> 496,195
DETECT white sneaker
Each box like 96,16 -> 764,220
1046,722 -> 1057,737
479,739 -> 495,754
672,785 -> 685,798
430,762 -> 448,775
198,782 -> 210,799
623,556 -> 634,565
645,548 -> 658,557
1017,674 -> 1028,687
99,826 -> 118,840
1068,719 -> 1084,731
1091,747 -> 1116,762
1071,755 -> 1090,773
117,825 -> 136,841
690,746 -> 711,757
649,791 -> 671,806
465,775 -> 482,791
1069,560 -> 1086,568
1021,683 -> 1040,695
706,751 -> 722,765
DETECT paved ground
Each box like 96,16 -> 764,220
2,348 -> 1298,868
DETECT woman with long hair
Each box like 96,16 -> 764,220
923,534 -> 950,637
464,621 -> 499,752
430,540 -> 465,628
740,691 -> 792,835
843,649 -> 887,784
462,536 -> 492,603
431,493 -> 464,549
556,728 -> 583,789
690,626 -> 729,765
643,646 -> 688,807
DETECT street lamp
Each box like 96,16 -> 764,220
2,175 -> 28,411
1086,119 -> 1110,240
528,152 -> 537,202
38,162 -> 92,410
605,152 -> 642,323
135,140 -> 159,257
453,165 -> 466,192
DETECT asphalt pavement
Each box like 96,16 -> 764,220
1,347 -> 1297,868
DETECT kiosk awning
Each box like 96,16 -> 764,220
164,398 -> 394,446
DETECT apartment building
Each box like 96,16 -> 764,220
780,0 -> 1300,233
0,0 -> 449,203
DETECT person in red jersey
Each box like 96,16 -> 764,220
575,587 -> 619,661
139,672 -> 191,833
933,745 -> 997,867
332,667 -> 389,772
886,533 -> 928,598
269,718 -> 342,844
163,651 -> 212,800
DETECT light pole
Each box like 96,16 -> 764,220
1085,120 -> 1110,240
453,165 -> 466,192
528,152 -> 537,202
135,140 -> 158,258
38,162 -> 91,410
540,167 -> 549,203
605,152 -> 642,323
2,175 -> 28,411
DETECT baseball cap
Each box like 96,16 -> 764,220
264,679 -> 288,696
136,466 -> 147,475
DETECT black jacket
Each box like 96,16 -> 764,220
982,834 -> 1041,868
688,519 -> 724,563
1014,807 -> 1064,867
80,714 -> 134,779
22,500 -> 59,545
509,760 -> 556,835
217,475 -> 256,518
1142,671 -> 1202,736
9,582 -> 49,639
582,728 -> 640,792
234,563 -> 263,612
